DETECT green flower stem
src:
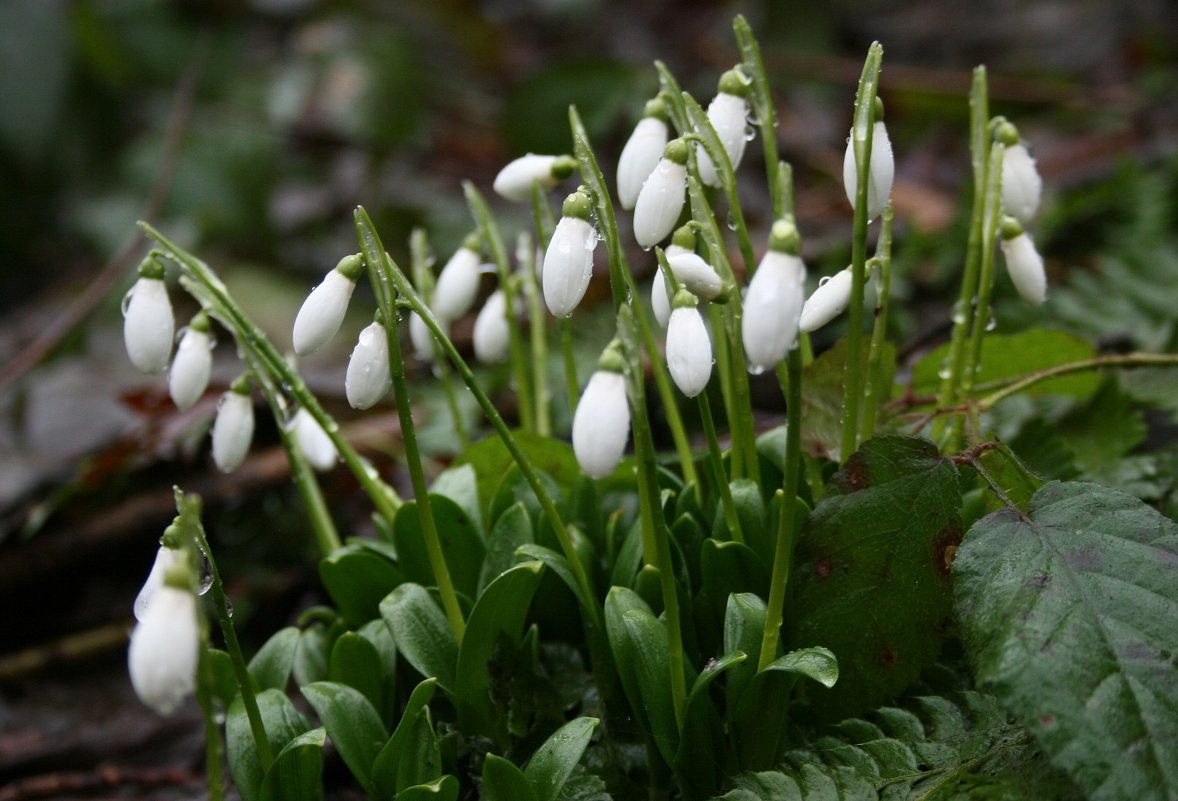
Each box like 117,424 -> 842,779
698,391 -> 744,545
196,638 -> 225,800
143,224 -> 404,525
464,182 -> 535,433
934,67 -> 990,442
356,219 -> 469,644
978,353 -> 1178,411
773,164 -> 815,366
519,232 -> 552,436
568,106 -> 700,491
759,346 -> 803,672
174,490 -> 274,772
411,229 -> 469,449
559,318 -> 580,417
861,204 -> 895,440
708,303 -> 737,462
840,43 -> 884,464
735,14 -> 784,219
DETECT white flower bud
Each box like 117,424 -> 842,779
124,277 -> 174,374
633,141 -> 689,249
128,584 -> 199,715
432,246 -> 482,321
473,290 -> 510,364
133,545 -> 183,623
618,117 -> 668,210
666,305 -> 712,398
743,251 -> 806,372
168,326 -> 213,410
799,268 -> 854,333
1001,230 -> 1047,305
409,311 -> 447,362
212,387 -> 254,473
293,268 -> 357,356
345,320 -> 391,410
696,92 -> 750,187
573,370 -> 630,479
1002,144 -> 1042,225
293,408 -> 337,472
542,215 -> 597,318
493,154 -> 561,202
651,266 -> 671,328
667,251 -> 723,300
843,120 -> 894,222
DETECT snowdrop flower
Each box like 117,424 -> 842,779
345,318 -> 391,410
168,313 -> 213,410
128,574 -> 199,715
1000,217 -> 1047,305
799,267 -> 855,333
617,98 -> 669,210
572,343 -> 630,479
211,377 -> 254,473
473,290 -> 510,364
842,102 -> 894,222
696,68 -> 753,187
743,219 -> 807,372
997,123 -> 1042,225
292,408 -> 337,472
633,138 -> 689,249
432,235 -> 483,321
651,227 -> 695,327
667,251 -> 724,301
409,311 -> 447,362
123,257 -> 175,374
666,291 -> 712,398
542,190 -> 598,317
493,154 -> 577,203
133,545 -> 184,623
293,254 -> 363,356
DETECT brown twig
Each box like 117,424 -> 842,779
0,765 -> 201,801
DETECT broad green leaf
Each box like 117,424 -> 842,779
723,593 -> 767,716
1055,378 -> 1146,476
955,481 -> 1178,801
429,463 -> 484,535
357,619 -> 398,726
515,543 -> 591,613
371,678 -> 439,799
714,479 -> 770,561
319,543 -> 404,625
674,652 -> 747,800
523,716 -> 600,801
787,435 -> 961,721
604,587 -> 655,735
622,609 -> 678,765
393,495 -> 485,599
397,775 -> 459,801
453,431 -> 579,526
479,502 -> 534,593
294,624 -> 330,687
301,682 -> 388,796
205,648 -> 238,706
801,338 -> 895,460
249,627 -> 299,692
483,754 -> 539,801
259,727 -> 325,801
697,539 -> 769,659
455,561 -> 545,742
226,689 -> 309,801
380,583 -> 459,691
328,632 -> 384,717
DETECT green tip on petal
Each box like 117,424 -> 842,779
1000,215 -> 1025,240
769,217 -> 801,254
561,190 -> 594,220
994,120 -> 1020,147
671,225 -> 697,250
643,96 -> 669,121
229,374 -> 253,395
671,288 -> 698,309
718,67 -> 752,97
551,155 -> 579,179
597,339 -> 628,374
189,311 -> 212,333
872,96 -> 885,120
663,138 -> 690,165
335,253 -> 364,281
462,231 -> 483,253
138,254 -> 166,281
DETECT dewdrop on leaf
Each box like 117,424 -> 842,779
666,292 -> 712,398
124,257 -> 174,374
799,267 -> 854,333
211,377 -> 254,473
542,190 -> 597,318
346,318 -> 392,410
696,68 -> 753,187
1000,217 -> 1047,305
633,138 -> 689,249
473,290 -> 510,364
292,408 -> 337,472
493,154 -> 577,203
842,108 -> 894,222
743,220 -> 806,372
293,254 -> 362,356
168,313 -> 213,410
572,343 -> 630,479
617,99 -> 670,210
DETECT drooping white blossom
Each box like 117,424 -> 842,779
651,266 -> 671,328
696,70 -> 753,187
432,245 -> 482,322
124,268 -> 175,375
409,311 -> 446,362
128,584 -> 199,715
666,251 -> 723,301
1000,224 -> 1047,305
211,384 -> 254,473
292,408 -> 337,472
618,113 -> 669,210
666,302 -> 712,398
168,320 -> 213,410
633,139 -> 689,249
572,369 -> 630,479
293,256 -> 362,356
542,192 -> 597,318
493,154 -> 575,202
799,268 -> 854,333
133,545 -> 184,623
345,320 -> 391,410
743,248 -> 806,372
842,119 -> 894,222
473,290 -> 510,364
1001,143 -> 1042,225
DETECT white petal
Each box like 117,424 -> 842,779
493,154 -> 559,202
1002,144 -> 1042,225
211,391 -> 254,473
168,328 -> 213,410
473,290 -> 511,364
651,266 -> 671,328
666,307 -> 712,397
696,93 -> 750,187
133,546 -> 183,623
432,247 -> 482,321
799,269 -> 854,333
1001,232 -> 1047,305
618,117 -> 668,210
346,321 -> 391,410
742,253 -> 806,372
124,278 -> 174,374
633,159 -> 687,249
293,270 -> 356,356
128,585 -> 199,715
542,216 -> 597,317
667,252 -> 723,300
409,311 -> 447,361
572,371 -> 630,478
293,408 -> 337,472
842,120 -> 894,221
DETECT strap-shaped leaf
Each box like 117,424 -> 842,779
955,480 -> 1178,801
319,543 -> 404,626
393,495 -> 485,600
301,681 -> 388,796
523,716 -> 599,801
674,651 -> 747,799
259,727 -> 325,801
397,775 -> 459,801
328,632 -> 384,718
249,626 -> 299,692
226,689 -> 309,801
371,678 -> 439,799
483,754 -> 539,801
380,583 -> 459,691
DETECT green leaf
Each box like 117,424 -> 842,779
430,463 -> 484,533
454,431 -> 579,526
483,754 -> 539,801
249,627 -> 299,692
621,609 -> 679,765
723,593 -> 767,717
604,587 -> 655,736
801,338 -> 895,460
787,436 -> 961,721
397,775 -> 459,801
226,689 -> 310,801
380,583 -> 459,692
480,502 -> 535,593
712,479 -> 771,560
301,681 -> 388,796
455,561 -> 545,741
675,652 -> 747,799
328,632 -> 385,717
955,481 -> 1178,801
294,624 -> 330,687
515,543 -> 591,613
259,727 -> 325,801
393,495 -> 485,599
1055,378 -> 1146,475
356,619 -> 399,726
698,539 -> 769,659
319,543 -> 404,625
206,648 -> 239,706
524,717 -> 600,801
371,678 -> 439,799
